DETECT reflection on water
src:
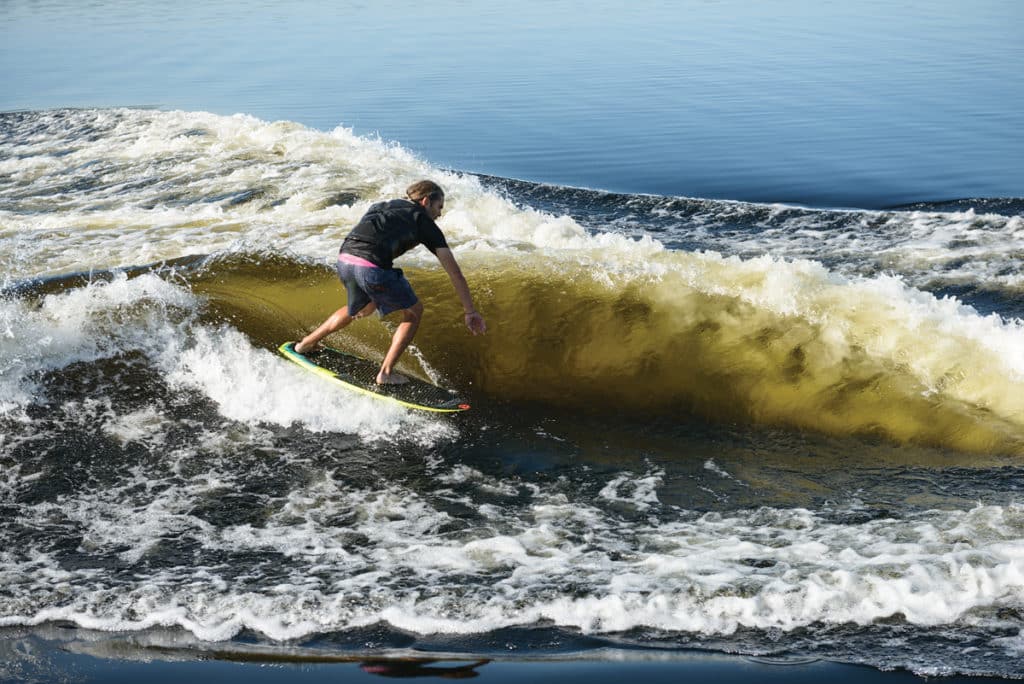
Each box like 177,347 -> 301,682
360,659 -> 491,679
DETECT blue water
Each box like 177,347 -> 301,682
3,0 -> 1021,207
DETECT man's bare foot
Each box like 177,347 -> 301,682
375,371 -> 409,385
293,341 -> 321,355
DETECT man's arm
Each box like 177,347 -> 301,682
435,247 -> 486,335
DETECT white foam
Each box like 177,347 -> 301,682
162,326 -> 454,444
0,108 -> 657,280
5,108 -> 1024,302
4,452 -> 1024,646
0,270 -> 453,443
434,464 -> 519,497
670,201 -> 1024,290
0,272 -> 196,415
598,469 -> 664,511
704,459 -> 733,480
102,407 -> 170,447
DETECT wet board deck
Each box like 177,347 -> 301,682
278,342 -> 470,413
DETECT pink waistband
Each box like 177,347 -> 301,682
338,252 -> 379,269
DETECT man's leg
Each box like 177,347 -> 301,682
295,302 -> 377,354
376,300 -> 424,384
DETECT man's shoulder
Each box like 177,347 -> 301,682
370,199 -> 421,225
381,198 -> 418,212
364,198 -> 415,214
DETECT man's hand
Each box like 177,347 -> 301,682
465,311 -> 486,335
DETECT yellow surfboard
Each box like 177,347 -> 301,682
278,342 -> 471,413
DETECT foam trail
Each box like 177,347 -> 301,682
164,326 -> 453,442
0,271 -> 452,442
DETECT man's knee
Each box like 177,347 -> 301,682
405,300 -> 424,323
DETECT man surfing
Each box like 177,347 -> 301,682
294,180 -> 486,384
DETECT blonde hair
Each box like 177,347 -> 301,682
406,180 -> 444,202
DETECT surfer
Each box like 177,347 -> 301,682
294,180 -> 486,384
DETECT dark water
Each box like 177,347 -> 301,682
1,2 -> 1024,681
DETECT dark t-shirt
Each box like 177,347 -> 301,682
340,199 -> 449,269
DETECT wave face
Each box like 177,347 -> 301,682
2,108 -> 1024,679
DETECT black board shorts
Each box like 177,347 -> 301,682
335,259 -> 418,316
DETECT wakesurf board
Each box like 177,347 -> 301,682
278,342 -> 471,413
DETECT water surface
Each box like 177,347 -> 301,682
3,0 -> 1021,206
2,2 -> 1024,681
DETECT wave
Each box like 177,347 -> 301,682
191,251 -> 1024,454
8,248 -> 1024,455
4,108 -> 1024,452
